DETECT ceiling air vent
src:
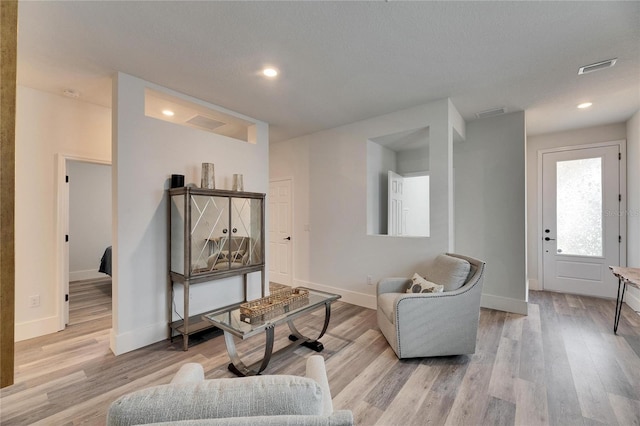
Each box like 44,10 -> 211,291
578,58 -> 617,75
475,107 -> 506,119
186,114 -> 226,131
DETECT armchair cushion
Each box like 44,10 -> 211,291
378,293 -> 399,323
428,254 -> 471,291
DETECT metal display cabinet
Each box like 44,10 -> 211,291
168,187 -> 266,350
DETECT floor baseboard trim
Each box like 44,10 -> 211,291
481,293 -> 528,315
625,286 -> 640,313
110,322 -> 166,356
294,280 -> 377,310
528,278 -> 541,291
15,315 -> 61,342
70,269 -> 107,282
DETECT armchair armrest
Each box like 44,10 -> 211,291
305,355 -> 333,416
170,363 -> 205,384
377,278 -> 410,296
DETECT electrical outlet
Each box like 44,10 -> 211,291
367,275 -> 373,286
28,295 -> 40,308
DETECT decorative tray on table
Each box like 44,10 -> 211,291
240,287 -> 309,324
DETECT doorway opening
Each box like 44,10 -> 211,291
57,156 -> 112,329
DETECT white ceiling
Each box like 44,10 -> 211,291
16,1 -> 640,143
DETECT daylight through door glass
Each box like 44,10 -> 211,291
556,157 -> 603,257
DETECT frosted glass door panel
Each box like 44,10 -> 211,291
556,158 -> 603,257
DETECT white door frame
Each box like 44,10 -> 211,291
537,140 -> 626,292
56,154 -> 112,330
268,177 -> 294,286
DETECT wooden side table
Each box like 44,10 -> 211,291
609,266 -> 640,333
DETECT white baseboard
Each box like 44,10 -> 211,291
481,293 -> 528,315
625,286 -> 640,313
110,321 -> 167,356
15,315 -> 61,342
528,278 -> 541,291
70,269 -> 108,282
294,280 -> 377,310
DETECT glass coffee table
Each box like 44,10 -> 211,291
202,288 -> 341,376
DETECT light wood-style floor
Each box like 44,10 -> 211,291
1,284 -> 640,425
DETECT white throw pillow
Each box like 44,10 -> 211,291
406,273 -> 444,293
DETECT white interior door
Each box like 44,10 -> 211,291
268,179 -> 293,286
388,171 -> 405,236
63,164 -> 70,326
542,145 -> 621,298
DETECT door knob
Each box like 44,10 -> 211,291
544,237 -> 555,241
284,236 -> 291,240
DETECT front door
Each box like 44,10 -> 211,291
268,179 -> 293,286
542,144 -> 622,298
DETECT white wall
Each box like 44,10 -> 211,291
626,110 -> 640,311
270,99 -> 460,309
111,73 -> 268,355
397,145 -> 429,174
526,123 -> 627,291
15,86 -> 111,341
454,111 -> 528,314
68,161 -> 112,281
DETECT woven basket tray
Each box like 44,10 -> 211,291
240,288 -> 309,324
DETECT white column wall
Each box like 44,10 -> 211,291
454,111 -> 527,314
14,86 -> 111,341
111,73 -> 268,355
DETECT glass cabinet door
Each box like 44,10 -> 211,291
230,197 -> 263,267
171,189 -> 264,278
190,194 -> 229,274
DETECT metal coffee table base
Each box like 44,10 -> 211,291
225,304 -> 331,377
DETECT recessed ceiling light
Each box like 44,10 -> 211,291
162,109 -> 175,117
577,102 -> 593,109
262,68 -> 278,78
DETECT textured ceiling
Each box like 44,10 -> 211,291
17,1 -> 640,142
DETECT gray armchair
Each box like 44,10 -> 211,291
377,253 -> 486,359
107,355 -> 352,426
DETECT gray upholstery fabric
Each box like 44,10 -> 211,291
107,356 -> 353,426
427,254 -> 471,291
143,412 -> 354,426
377,293 -> 399,323
170,362 -> 204,384
376,253 -> 486,359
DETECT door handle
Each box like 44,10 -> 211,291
284,236 -> 291,241
544,237 -> 555,241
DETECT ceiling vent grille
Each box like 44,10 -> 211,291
578,58 -> 617,75
186,114 -> 226,131
475,107 -> 506,119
